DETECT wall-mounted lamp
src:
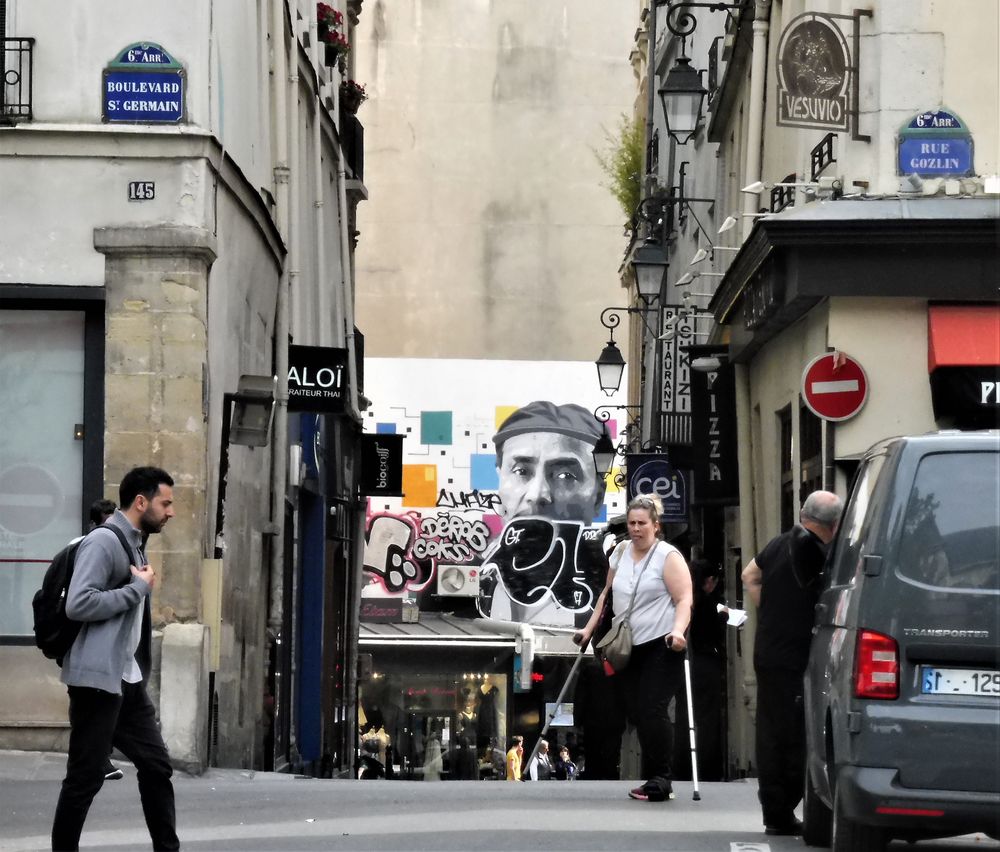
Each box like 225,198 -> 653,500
658,55 -> 708,145
718,212 -> 767,234
681,290 -> 715,300
675,270 -> 724,286
690,355 -> 725,372
591,430 -> 617,478
741,176 -> 842,195
690,246 -> 739,266
229,374 -> 276,447
630,237 -> 670,303
674,272 -> 695,288
595,339 -> 626,396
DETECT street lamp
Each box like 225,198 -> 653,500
658,55 -> 708,145
595,338 -> 627,396
630,237 -> 669,303
591,430 -> 617,478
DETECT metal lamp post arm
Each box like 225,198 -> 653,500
601,306 -> 659,341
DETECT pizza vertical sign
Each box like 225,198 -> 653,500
103,43 -> 185,123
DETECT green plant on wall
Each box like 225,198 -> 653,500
595,114 -> 644,226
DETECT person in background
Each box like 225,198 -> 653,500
553,745 -> 577,780
741,490 -> 843,837
574,493 -> 693,803
526,739 -> 553,780
506,735 -> 524,782
683,558 -> 729,782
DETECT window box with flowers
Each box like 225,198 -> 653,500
317,3 -> 349,68
340,80 -> 367,114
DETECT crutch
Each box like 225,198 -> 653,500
682,647 -> 701,800
668,635 -> 701,800
524,640 -> 589,776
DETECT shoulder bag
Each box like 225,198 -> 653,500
594,544 -> 657,674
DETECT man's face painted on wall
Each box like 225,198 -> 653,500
496,432 -> 605,523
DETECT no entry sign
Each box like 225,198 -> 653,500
802,352 -> 869,421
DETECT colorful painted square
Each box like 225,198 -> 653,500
421,411 -> 453,445
470,454 -> 499,490
375,422 -> 397,434
494,406 -> 517,432
402,464 -> 438,507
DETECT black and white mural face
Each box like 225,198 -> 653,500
360,360 -> 629,629
479,401 -> 610,628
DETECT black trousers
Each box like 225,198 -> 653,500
52,681 -> 179,851
754,666 -> 806,828
619,637 -> 685,798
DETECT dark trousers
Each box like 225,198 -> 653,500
619,637 -> 685,798
754,666 -> 806,828
52,681 -> 179,851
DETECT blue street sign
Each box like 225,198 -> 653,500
898,137 -> 973,177
103,70 -> 184,123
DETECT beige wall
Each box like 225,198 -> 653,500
353,0 -> 636,360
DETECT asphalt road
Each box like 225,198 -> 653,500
2,752 -> 997,851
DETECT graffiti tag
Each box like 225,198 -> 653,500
435,489 -> 503,512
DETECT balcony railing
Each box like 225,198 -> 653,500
1,37 -> 35,124
340,111 -> 364,183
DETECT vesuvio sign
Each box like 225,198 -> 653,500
360,434 -> 404,497
689,355 -> 739,506
287,345 -> 348,413
103,43 -> 185,124
626,455 -> 687,522
776,14 -> 850,131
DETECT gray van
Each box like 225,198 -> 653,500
803,432 -> 999,851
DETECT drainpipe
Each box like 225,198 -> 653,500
741,0 -> 772,242
312,12 -> 334,343
268,0 -> 290,639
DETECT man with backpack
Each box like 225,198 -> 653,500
50,467 -> 179,852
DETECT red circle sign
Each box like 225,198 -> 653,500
802,352 -> 869,421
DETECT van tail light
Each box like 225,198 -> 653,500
854,629 -> 899,699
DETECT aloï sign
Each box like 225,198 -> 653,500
287,344 -> 348,413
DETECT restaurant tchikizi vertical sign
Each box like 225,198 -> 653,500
103,43 -> 185,123
776,14 -> 851,131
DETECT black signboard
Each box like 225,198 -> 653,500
359,597 -> 403,623
287,345 -> 348,413
776,14 -> 850,132
360,433 -> 405,496
689,349 -> 739,505
929,366 -> 1000,430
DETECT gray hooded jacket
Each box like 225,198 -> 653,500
60,509 -> 151,694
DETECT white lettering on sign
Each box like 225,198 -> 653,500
915,113 -> 958,128
635,475 -> 680,500
782,93 -> 845,124
128,181 -> 155,201
811,379 -> 860,394
106,80 -> 181,94
908,157 -> 961,170
982,382 -> 998,404
288,366 -> 344,389
126,49 -> 165,63
376,443 -> 390,489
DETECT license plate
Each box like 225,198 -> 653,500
921,667 -> 1000,696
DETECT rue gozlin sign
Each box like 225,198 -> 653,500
287,345 -> 348,413
776,14 -> 851,132
103,43 -> 185,124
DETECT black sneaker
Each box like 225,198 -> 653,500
104,763 -> 124,781
764,818 -> 803,836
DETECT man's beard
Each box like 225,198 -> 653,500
139,509 -> 167,535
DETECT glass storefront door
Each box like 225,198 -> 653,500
0,309 -> 85,636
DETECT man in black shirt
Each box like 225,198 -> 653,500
741,490 -> 842,836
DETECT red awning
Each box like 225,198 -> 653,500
927,305 -> 1000,372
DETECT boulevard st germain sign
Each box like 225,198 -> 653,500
776,14 -> 851,131
103,43 -> 185,123
287,345 -> 348,413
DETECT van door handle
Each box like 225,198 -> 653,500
863,555 -> 882,576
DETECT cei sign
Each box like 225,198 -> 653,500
625,454 -> 687,522
802,352 -> 869,421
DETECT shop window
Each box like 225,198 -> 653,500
0,298 -> 102,641
778,405 -> 793,531
799,401 -> 823,495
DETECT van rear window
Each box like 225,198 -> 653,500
898,452 -> 999,591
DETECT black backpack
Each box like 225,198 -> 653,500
32,524 -> 132,664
